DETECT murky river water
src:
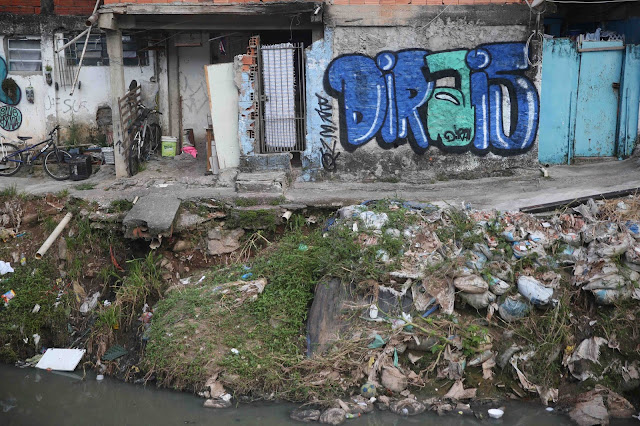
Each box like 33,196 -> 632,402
0,364 -> 636,425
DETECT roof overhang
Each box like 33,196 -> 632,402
98,2 -> 323,31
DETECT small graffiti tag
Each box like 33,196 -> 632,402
0,105 -> 22,131
315,93 -> 340,171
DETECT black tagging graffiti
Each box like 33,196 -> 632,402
315,93 -> 340,172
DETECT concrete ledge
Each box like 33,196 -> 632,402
239,154 -> 292,173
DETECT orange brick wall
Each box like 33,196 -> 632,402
102,0 -> 524,4
0,0 -> 96,15
54,0 -> 96,15
0,0 -> 41,15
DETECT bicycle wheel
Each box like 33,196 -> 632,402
128,141 -> 140,176
149,123 -> 161,153
43,149 -> 72,180
141,127 -> 151,161
0,142 -> 24,177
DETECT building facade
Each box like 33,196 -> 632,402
0,0 -> 638,180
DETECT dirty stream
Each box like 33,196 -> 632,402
0,364 -> 593,425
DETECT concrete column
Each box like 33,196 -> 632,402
105,29 -> 127,178
167,37 -> 180,139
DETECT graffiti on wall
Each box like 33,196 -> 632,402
0,105 -> 22,131
315,93 -> 340,171
324,42 -> 539,156
0,56 -> 22,131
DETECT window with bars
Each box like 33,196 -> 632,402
64,32 -> 148,66
7,37 -> 42,71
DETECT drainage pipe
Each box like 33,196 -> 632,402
35,212 -> 72,260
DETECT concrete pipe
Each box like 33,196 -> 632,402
35,212 -> 72,260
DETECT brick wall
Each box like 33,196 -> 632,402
0,0 -> 41,15
0,0 -> 96,15
102,0 -> 524,4
54,0 -> 96,15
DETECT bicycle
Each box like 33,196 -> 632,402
0,125 -> 72,180
128,104 -> 161,176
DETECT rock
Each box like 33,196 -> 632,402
319,408 -> 345,425
389,398 -> 426,416
207,228 -> 245,255
203,399 -> 232,409
570,394 -> 608,426
175,212 -> 210,232
381,366 -> 408,393
453,275 -> 488,294
58,238 -> 67,261
172,240 -> 191,252
290,408 -> 321,422
375,395 -> 391,411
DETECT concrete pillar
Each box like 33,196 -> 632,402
167,37 -> 180,140
105,29 -> 127,178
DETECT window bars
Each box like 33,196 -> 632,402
258,42 -> 306,153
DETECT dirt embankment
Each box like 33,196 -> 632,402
2,191 -> 640,424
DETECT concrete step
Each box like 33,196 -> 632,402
235,171 -> 289,194
122,194 -> 181,240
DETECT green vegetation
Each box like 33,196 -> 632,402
144,212 -> 401,400
226,209 -> 279,231
108,199 -> 134,213
75,183 -> 96,191
0,262 -> 70,362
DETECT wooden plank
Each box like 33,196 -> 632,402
520,187 -> 640,214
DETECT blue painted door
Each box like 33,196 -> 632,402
573,41 -> 624,157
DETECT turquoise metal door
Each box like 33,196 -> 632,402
573,41 -> 624,157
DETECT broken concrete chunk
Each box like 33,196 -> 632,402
207,228 -> 245,255
381,366 -> 408,393
319,408 -> 346,425
290,408 -> 321,422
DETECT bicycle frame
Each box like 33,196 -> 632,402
0,136 -> 55,164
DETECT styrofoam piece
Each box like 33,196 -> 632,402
35,348 -> 85,371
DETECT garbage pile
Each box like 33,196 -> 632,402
290,198 -> 640,423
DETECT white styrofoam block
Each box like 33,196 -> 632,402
35,348 -> 85,371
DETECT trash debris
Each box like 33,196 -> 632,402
517,276 -> 553,306
444,380 -> 477,400
2,289 -> 15,304
35,348 -> 85,371
389,399 -> 426,416
79,292 -> 100,315
319,408 -> 346,425
0,261 -> 14,275
360,382 -> 376,398
458,291 -> 495,310
453,275 -> 488,294
566,337 -> 608,381
32,304 -> 40,313
498,296 -> 530,322
290,408 -> 321,423
368,334 -> 386,349
102,345 -> 128,362
488,408 -> 504,419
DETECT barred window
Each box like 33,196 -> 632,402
7,37 -> 42,71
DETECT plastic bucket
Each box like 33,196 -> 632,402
161,137 -> 177,157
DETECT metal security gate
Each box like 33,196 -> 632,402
257,42 -> 306,153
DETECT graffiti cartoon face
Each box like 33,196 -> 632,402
426,88 -> 474,147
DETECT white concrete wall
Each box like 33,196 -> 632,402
177,33 -> 210,153
0,32 -> 158,143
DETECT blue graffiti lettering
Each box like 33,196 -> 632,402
323,43 -> 539,156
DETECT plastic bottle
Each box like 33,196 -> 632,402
20,253 -> 26,266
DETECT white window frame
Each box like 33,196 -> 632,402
7,36 -> 43,73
